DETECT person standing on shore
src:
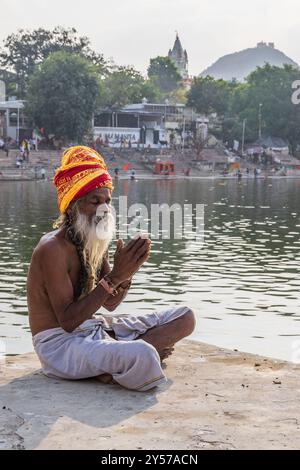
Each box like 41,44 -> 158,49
24,139 -> 30,162
0,137 -> 9,156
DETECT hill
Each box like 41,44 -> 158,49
200,42 -> 299,81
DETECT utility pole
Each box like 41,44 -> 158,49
164,98 -> 169,125
258,103 -> 263,140
17,106 -> 20,145
182,115 -> 186,152
242,118 -> 246,156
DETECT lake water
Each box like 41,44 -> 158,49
1,178 -> 300,361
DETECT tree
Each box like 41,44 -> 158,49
99,66 -> 161,109
0,27 -> 107,98
193,134 -> 209,160
147,56 -> 182,94
188,66 -> 300,152
187,76 -> 233,116
26,52 -> 101,143
139,79 -> 163,103
0,69 -> 17,98
232,64 -> 300,151
168,86 -> 188,104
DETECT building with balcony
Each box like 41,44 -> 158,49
93,99 -> 203,148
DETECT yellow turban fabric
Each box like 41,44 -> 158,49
53,146 -> 113,214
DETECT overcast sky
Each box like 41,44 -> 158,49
1,0 -> 300,76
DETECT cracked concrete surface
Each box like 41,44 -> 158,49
0,341 -> 300,450
0,406 -> 25,450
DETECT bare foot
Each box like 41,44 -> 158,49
95,373 -> 115,385
159,346 -> 175,362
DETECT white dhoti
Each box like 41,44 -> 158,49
32,306 -> 191,392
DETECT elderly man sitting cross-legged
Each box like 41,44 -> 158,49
27,146 -> 195,391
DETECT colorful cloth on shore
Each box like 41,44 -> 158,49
53,146 -> 113,213
32,306 -> 190,391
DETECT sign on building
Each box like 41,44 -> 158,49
94,127 -> 140,146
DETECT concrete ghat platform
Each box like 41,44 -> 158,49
0,341 -> 299,450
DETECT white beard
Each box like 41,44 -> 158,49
73,205 -> 115,284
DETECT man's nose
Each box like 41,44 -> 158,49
97,203 -> 110,215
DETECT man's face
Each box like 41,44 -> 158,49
69,187 -> 115,244
76,188 -> 112,220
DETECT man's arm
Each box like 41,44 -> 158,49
39,236 -> 150,332
39,241 -> 111,333
103,279 -> 132,311
100,252 -> 132,312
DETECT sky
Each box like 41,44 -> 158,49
1,0 -> 300,76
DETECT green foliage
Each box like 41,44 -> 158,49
99,66 -> 162,109
26,52 -> 100,142
235,64 -> 300,150
139,79 -> 163,103
187,76 -> 234,116
0,69 -> 17,98
188,65 -> 300,151
147,56 -> 182,94
0,27 -> 107,98
4,26 -> 299,151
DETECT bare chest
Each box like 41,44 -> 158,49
67,248 -> 82,292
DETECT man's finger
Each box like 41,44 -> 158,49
118,239 -> 125,250
124,238 -> 140,252
115,239 -> 124,254
137,250 -> 150,264
131,238 -> 148,255
125,237 -> 145,253
135,245 -> 150,260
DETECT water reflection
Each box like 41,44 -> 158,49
0,178 -> 300,359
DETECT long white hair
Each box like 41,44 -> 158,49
72,202 -> 115,292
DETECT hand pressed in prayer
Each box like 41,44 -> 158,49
110,237 -> 151,285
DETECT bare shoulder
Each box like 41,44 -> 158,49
32,229 -> 69,263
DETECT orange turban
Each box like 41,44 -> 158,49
54,146 -> 113,214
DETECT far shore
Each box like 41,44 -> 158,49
2,173 -> 300,182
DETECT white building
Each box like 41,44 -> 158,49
0,99 -> 26,141
93,99 -> 198,148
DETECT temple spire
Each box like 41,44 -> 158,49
168,33 -> 188,79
